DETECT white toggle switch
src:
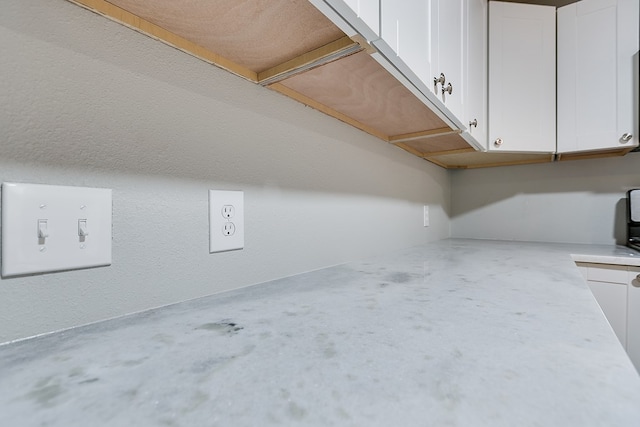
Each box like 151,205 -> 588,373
78,219 -> 88,237
37,219 -> 49,240
1,182 -> 112,277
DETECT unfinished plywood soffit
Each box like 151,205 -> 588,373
66,0 -> 491,167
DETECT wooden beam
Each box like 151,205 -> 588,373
67,0 -> 258,82
258,37 -> 361,85
389,127 -> 457,144
268,83 -> 389,141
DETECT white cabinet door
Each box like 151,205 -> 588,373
578,262 -> 629,348
309,0 -> 380,41
488,2 -> 556,153
431,0 -> 465,121
578,262 -> 640,372
588,280 -> 628,348
557,0 -> 639,153
463,0 -> 487,146
342,0 -> 380,38
628,267 -> 640,372
380,0 -> 432,88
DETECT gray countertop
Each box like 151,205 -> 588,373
566,242 -> 640,266
1,239 -> 640,426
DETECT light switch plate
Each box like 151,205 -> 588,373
209,190 -> 244,253
1,182 -> 112,277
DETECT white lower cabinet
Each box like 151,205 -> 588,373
578,263 -> 628,347
577,262 -> 640,372
628,267 -> 640,372
589,281 -> 628,347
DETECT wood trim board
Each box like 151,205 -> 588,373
557,147 -> 634,161
427,152 -> 554,169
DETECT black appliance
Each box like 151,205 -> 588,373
628,189 -> 640,251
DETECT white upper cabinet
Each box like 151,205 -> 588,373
374,0 -> 480,134
557,0 -> 639,153
314,0 -> 487,138
342,0 -> 380,39
430,0 -> 466,123
379,0 -> 432,92
308,0 -> 380,41
463,0 -> 488,146
488,2 -> 556,153
373,0 -> 467,131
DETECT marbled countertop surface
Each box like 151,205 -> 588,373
2,239 -> 640,426
566,242 -> 640,266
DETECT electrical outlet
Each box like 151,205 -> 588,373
222,222 -> 236,236
209,190 -> 244,253
423,205 -> 430,227
222,205 -> 235,219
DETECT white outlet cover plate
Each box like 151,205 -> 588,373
209,190 -> 244,253
1,182 -> 112,277
423,205 -> 430,227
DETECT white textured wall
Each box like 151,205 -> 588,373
0,0 -> 451,343
451,155 -> 640,244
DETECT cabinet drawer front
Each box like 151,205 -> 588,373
577,263 -> 628,283
588,265 -> 628,283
